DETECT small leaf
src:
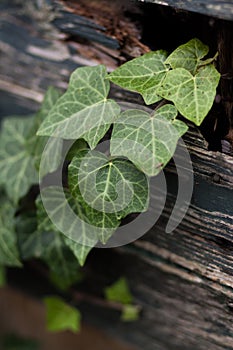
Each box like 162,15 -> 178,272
111,104 -> 188,176
44,296 -> 81,333
157,65 -> 220,125
37,65 -> 120,149
0,117 -> 38,203
0,192 -> 22,267
165,38 -> 209,74
121,304 -> 140,322
68,150 -> 149,243
0,266 -> 6,287
109,51 -> 169,104
104,277 -> 133,304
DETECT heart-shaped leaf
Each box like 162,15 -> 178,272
0,117 -> 38,203
165,38 -> 209,74
110,104 -> 188,176
68,150 -> 149,243
37,65 -> 120,149
157,65 -> 220,126
109,51 -> 169,104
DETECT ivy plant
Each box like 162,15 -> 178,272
0,38 -> 220,330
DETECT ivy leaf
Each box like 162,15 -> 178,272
104,277 -> 133,304
0,117 -> 38,203
44,296 -> 81,333
16,210 -> 81,288
165,38 -> 209,75
37,65 -> 121,149
68,150 -> 149,243
110,104 -> 188,176
37,188 -> 96,266
121,304 -> 140,322
0,192 -> 22,267
157,65 -> 220,125
26,87 -> 63,178
109,51 -> 169,105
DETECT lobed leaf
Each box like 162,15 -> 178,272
37,65 -> 121,149
104,277 -> 133,304
165,38 -> 209,74
157,65 -> 220,125
44,296 -> 81,333
108,50 -> 169,104
110,104 -> 188,176
68,150 -> 149,243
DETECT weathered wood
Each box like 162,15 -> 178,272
139,0 -> 233,20
1,1 -> 233,349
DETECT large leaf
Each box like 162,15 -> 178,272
0,192 -> 21,266
37,188 -> 96,266
68,150 -> 149,242
44,296 -> 81,333
156,65 -> 220,126
165,38 -> 209,75
26,87 -> 63,178
109,51 -> 169,105
37,65 -> 121,148
0,117 -> 38,203
110,104 -> 188,176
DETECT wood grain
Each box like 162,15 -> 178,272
139,0 -> 233,20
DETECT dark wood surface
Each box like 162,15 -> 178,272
0,1 -> 233,349
139,0 -> 233,20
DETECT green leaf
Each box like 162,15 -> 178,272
121,304 -> 140,322
36,189 -> 95,266
65,139 -> 88,162
104,277 -> 133,304
157,65 -> 220,125
63,236 -> 92,267
68,150 -> 149,243
44,296 -> 81,333
16,210 -> 81,289
165,38 -> 209,75
109,51 -> 169,104
110,104 -> 188,176
0,192 -> 22,267
26,87 -> 63,178
37,65 -> 121,149
0,265 -> 6,287
0,117 -> 38,203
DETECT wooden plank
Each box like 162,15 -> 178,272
139,0 -> 233,20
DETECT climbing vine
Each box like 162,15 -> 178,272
0,38 -> 220,331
